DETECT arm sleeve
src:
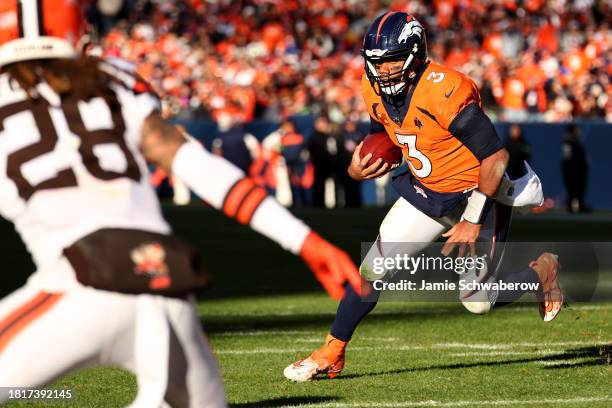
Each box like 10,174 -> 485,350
448,103 -> 504,161
171,139 -> 310,254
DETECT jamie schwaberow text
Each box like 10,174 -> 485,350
372,279 -> 540,292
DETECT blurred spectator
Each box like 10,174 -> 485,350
505,124 -> 530,179
308,115 -> 334,208
262,120 -> 312,207
340,119 -> 364,208
211,113 -> 258,174
328,122 -> 352,208
501,67 -> 528,122
93,0 -> 611,124
561,124 -> 590,213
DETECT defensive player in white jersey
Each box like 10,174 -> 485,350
0,1 -> 364,407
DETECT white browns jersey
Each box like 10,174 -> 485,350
0,60 -> 170,271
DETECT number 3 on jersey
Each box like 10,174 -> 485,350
395,132 -> 432,178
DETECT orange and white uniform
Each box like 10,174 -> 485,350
359,61 -> 510,311
363,61 -> 483,193
362,61 -> 504,218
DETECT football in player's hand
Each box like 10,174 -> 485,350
360,132 -> 403,169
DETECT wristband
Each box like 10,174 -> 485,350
461,189 -> 494,224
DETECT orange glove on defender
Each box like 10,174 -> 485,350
300,232 -> 368,300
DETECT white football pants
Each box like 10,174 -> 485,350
362,196 -> 457,270
0,260 -> 227,408
363,196 -> 510,314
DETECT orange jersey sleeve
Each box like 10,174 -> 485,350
419,63 -> 482,130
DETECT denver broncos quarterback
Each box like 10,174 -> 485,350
0,1 -> 364,406
284,12 -> 563,382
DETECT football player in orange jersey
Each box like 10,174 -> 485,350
284,12 -> 562,382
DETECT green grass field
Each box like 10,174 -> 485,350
1,207 -> 611,407
6,296 -> 611,408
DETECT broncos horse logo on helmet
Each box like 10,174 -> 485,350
361,12 -> 428,98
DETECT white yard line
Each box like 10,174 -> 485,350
216,346 -> 403,355
203,303 -> 612,317
292,337 -> 401,343
564,304 -> 612,310
214,341 -> 609,355
215,330 -> 316,337
216,347 -> 314,355
280,397 -> 612,408
433,341 -> 606,349
538,359 -> 592,366
449,350 -> 558,357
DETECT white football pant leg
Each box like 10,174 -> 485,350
0,284 -> 227,408
162,296 -> 227,408
0,286 -> 135,391
378,197 -> 451,242
361,197 -> 450,279
100,295 -> 227,408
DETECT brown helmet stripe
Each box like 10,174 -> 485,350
17,0 -> 25,37
36,0 -> 46,35
17,0 -> 43,38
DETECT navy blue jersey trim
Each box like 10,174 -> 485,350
369,115 -> 387,133
416,106 -> 440,125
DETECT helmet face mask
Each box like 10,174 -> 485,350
362,12 -> 428,99
364,53 -> 416,97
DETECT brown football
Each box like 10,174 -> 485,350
360,132 -> 403,169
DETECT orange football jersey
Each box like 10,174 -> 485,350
362,62 -> 481,193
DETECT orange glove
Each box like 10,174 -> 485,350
299,232 -> 368,300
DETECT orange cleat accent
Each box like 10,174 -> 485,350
283,333 -> 348,381
529,252 -> 563,322
310,334 -> 347,378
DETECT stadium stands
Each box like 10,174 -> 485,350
96,0 -> 611,123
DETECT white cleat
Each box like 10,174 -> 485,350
283,357 -> 319,382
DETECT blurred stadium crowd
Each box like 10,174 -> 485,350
93,0 -> 611,123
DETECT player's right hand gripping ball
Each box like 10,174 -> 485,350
359,132 -> 403,169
